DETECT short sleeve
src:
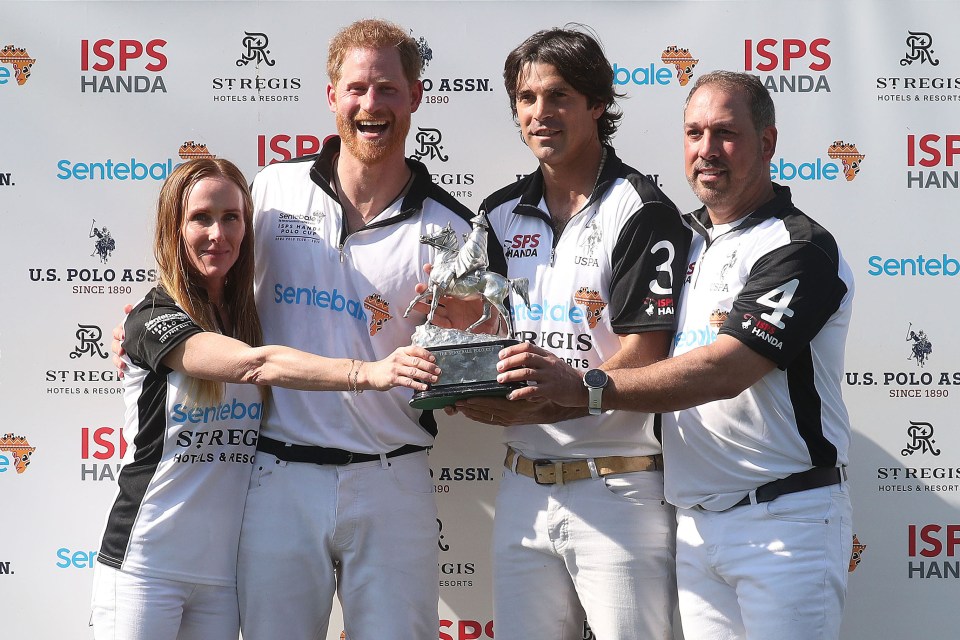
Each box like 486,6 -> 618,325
122,288 -> 204,373
719,242 -> 848,367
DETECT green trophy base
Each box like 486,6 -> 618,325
409,339 -> 526,410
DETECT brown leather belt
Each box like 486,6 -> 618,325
505,447 -> 663,485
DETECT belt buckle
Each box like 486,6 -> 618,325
532,459 -> 562,485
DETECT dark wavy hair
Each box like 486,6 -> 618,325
503,26 -> 624,145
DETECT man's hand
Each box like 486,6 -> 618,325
447,395 -> 585,427
495,342 -> 588,407
111,304 -> 133,376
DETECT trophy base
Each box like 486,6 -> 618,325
408,338 -> 525,410
409,380 -> 526,410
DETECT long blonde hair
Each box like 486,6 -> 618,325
154,158 -> 263,406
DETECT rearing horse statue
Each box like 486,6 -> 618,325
404,216 -> 530,337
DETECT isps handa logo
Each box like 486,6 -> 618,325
80,38 -> 168,93
57,140 -> 213,181
0,433 -> 36,476
614,43 -> 701,89
906,133 -> 960,189
908,524 -> 960,579
0,44 -> 36,87
80,426 -> 126,482
744,37 -> 832,93
770,140 -> 865,182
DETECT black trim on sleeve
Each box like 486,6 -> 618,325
786,344 -> 839,467
609,201 -> 690,334
721,241 -> 847,367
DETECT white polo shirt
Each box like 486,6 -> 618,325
664,184 -> 854,510
483,147 -> 690,459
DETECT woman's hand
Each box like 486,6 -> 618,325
361,346 -> 441,392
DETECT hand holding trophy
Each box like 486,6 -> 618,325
403,213 -> 531,409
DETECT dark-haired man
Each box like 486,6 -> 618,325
452,27 -> 689,640
510,70 -> 855,640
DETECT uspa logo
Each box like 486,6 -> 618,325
0,433 -> 36,475
27,217 -> 157,295
770,140 -> 864,183
211,31 -> 302,104
846,324 -> 958,394
878,31 -> 960,103
413,29 -> 494,107
906,133 -> 960,189
0,44 -> 36,87
80,38 -> 168,93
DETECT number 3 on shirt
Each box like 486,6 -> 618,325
648,240 -> 676,295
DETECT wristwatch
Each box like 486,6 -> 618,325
583,368 -> 609,416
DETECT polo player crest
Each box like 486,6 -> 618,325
905,322 -> 932,367
661,45 -> 699,86
89,219 -> 115,263
573,287 -> 607,329
580,221 -> 602,257
827,141 -> 865,182
363,294 -> 392,336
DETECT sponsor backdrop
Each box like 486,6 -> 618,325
2,0 -> 959,638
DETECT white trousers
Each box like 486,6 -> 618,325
90,563 -> 240,640
676,483 -> 853,640
237,449 -> 439,640
492,466 -> 677,640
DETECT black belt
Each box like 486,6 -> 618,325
729,466 -> 846,509
256,435 -> 429,465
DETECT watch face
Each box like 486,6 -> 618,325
584,368 -> 608,388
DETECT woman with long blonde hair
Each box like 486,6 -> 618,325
91,158 -> 440,640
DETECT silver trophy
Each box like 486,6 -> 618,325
403,213 -> 530,409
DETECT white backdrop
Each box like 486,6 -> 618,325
2,1 -> 960,638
